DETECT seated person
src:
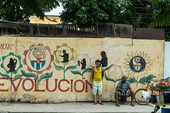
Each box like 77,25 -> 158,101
115,75 -> 135,107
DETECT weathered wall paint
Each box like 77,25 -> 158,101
0,36 -> 164,103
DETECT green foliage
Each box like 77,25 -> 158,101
60,0 -> 121,24
53,62 -> 77,79
38,72 -> 53,83
60,0 -> 155,27
138,76 -> 148,84
71,68 -> 92,78
53,62 -> 64,70
105,73 -> 115,82
82,68 -> 92,75
104,64 -> 113,72
147,0 -> 170,27
0,72 -> 10,79
13,74 -> 23,82
127,77 -> 137,84
65,65 -> 77,71
60,0 -> 170,28
151,0 -> 160,4
0,0 -> 59,22
116,78 -> 122,82
138,74 -> 156,84
148,8 -> 170,27
105,72 -> 121,83
147,74 -> 157,81
71,70 -> 82,76
21,70 -> 37,79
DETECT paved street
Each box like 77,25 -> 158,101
0,101 -> 169,112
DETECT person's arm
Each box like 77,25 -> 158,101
116,83 -> 125,94
129,88 -> 132,92
128,83 -> 132,91
90,68 -> 94,85
102,67 -> 104,78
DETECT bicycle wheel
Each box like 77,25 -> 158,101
135,88 -> 150,105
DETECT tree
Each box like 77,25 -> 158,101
115,0 -> 170,28
0,0 -> 59,23
114,0 -> 154,28
60,0 -> 156,27
60,0 -> 122,24
148,0 -> 170,27
60,0 -> 170,29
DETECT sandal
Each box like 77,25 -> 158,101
93,102 -> 97,105
98,102 -> 104,105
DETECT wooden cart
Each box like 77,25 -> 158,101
150,86 -> 170,106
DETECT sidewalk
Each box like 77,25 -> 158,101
0,101 -> 168,112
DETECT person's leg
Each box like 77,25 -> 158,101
127,90 -> 135,106
98,82 -> 103,105
94,94 -> 97,102
99,94 -> 102,103
115,91 -> 120,107
92,82 -> 97,105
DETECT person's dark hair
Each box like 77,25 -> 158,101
95,59 -> 100,63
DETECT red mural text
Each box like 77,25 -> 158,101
0,78 -> 91,93
0,43 -> 14,52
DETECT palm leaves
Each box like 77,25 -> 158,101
148,0 -> 170,27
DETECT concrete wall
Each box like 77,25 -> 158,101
0,36 -> 164,103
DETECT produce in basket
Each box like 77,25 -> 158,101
156,81 -> 170,87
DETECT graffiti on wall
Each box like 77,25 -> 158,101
124,51 -> 151,77
70,54 -> 92,78
123,51 -> 156,86
104,64 -> 123,99
0,52 -> 23,91
53,43 -> 77,79
0,43 -> 14,52
91,45 -> 114,68
0,39 -> 159,95
22,43 -> 54,89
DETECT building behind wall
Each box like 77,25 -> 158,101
29,15 -> 62,24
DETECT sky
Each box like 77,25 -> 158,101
45,5 -> 64,16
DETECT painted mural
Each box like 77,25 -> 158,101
53,43 -> 76,79
0,37 -> 164,102
0,52 -> 23,91
124,51 -> 151,77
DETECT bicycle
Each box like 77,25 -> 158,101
134,79 -> 161,105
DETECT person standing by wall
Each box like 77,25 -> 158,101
90,59 -> 104,105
